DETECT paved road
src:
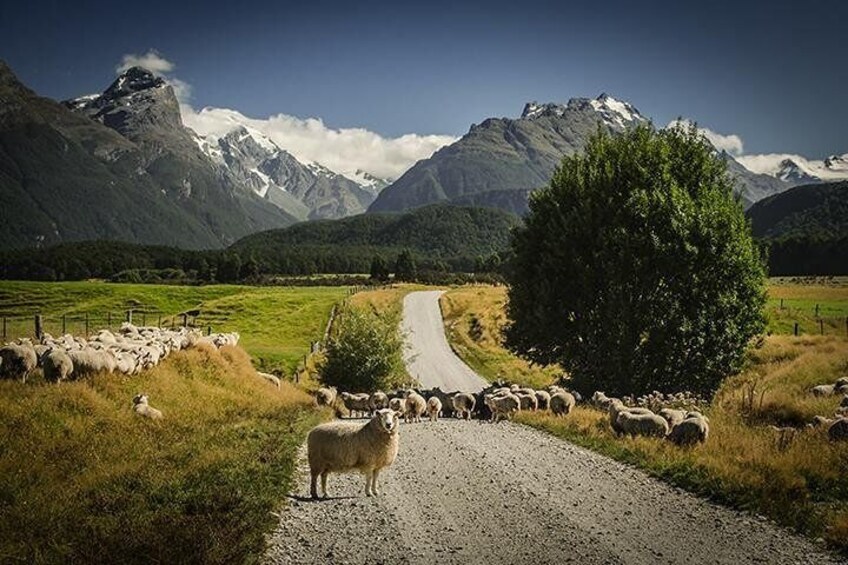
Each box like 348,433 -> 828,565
263,291 -> 845,565
401,290 -> 488,392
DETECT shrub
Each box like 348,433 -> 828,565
319,305 -> 407,391
505,124 -> 766,396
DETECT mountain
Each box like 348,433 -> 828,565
736,153 -> 848,185
369,93 -> 788,213
747,181 -> 848,240
62,66 -> 297,242
231,204 -> 521,271
194,125 -> 379,221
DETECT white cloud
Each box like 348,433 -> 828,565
182,105 -> 457,181
116,50 -> 175,75
736,152 -> 848,180
666,119 -> 744,156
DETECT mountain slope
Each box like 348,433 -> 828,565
370,94 -> 790,213
747,181 -> 848,240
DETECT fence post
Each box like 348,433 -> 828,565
182,313 -> 188,328
62,314 -> 66,335
34,314 -> 43,340
158,314 -> 162,328
780,298 -> 784,309
108,311 -> 112,329
127,309 -> 133,324
794,322 -> 799,336
207,326 -> 212,336
85,313 -> 89,336
815,303 -> 820,317
2,316 -> 5,340
820,319 -> 824,335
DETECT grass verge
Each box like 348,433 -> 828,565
0,344 -> 328,564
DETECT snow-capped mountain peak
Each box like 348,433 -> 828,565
521,93 -> 646,129
737,152 -> 848,183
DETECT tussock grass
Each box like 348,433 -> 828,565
0,346 -> 327,564
447,284 -> 848,554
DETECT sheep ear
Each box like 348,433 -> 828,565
393,411 -> 403,419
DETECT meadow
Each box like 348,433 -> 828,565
0,281 -> 353,563
441,282 -> 848,553
0,280 -> 350,373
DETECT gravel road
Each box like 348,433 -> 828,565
263,291 -> 845,565
401,290 -> 488,392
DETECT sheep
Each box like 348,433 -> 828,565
420,386 -> 456,418
42,349 -> 73,384
427,396 -> 443,422
67,348 -> 117,378
591,391 -> 611,407
484,393 -> 521,423
0,342 -> 38,383
515,391 -> 538,411
307,408 -> 400,499
828,418 -> 848,442
389,397 -> 405,413
840,395 -> 848,409
665,415 -> 708,445
369,391 -> 389,415
535,390 -> 551,410
550,391 -> 576,416
658,408 -> 688,431
608,400 -> 654,434
340,392 -> 371,418
133,394 -> 163,420
836,377 -> 848,388
811,415 -> 835,428
451,392 -> 476,420
316,386 -> 338,407
616,411 -> 669,438
257,371 -> 281,388
811,384 -> 836,397
404,390 -> 427,423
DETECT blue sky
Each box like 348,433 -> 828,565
2,0 -> 846,162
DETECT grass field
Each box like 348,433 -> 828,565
0,281 -> 350,374
0,344 -> 329,564
442,283 -> 848,554
767,277 -> 848,336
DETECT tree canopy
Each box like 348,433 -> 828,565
505,124 -> 766,396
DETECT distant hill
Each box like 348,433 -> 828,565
747,181 -> 848,275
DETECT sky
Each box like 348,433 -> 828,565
2,0 -> 846,177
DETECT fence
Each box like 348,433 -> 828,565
0,308 -> 206,342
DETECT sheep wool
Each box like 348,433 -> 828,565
451,392 -> 476,420
550,391 -> 576,416
667,416 -> 709,446
404,390 -> 427,423
427,396 -> 443,422
42,349 -> 73,384
616,411 -> 669,438
132,394 -> 163,420
307,408 -> 400,499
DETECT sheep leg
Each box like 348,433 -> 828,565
372,469 -> 381,495
320,472 -> 329,498
364,471 -> 374,496
310,471 -> 319,499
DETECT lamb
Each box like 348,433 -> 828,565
369,391 -> 390,414
133,394 -> 163,420
811,384 -> 836,397
667,415 -> 709,445
427,396 -> 443,422
615,411 -> 669,438
535,390 -> 551,410
316,386 -> 338,407
515,391 -> 538,411
485,392 -> 521,423
340,392 -> 371,418
404,390 -> 427,423
307,408 -> 400,499
0,342 -> 38,383
550,391 -> 576,416
827,418 -> 848,441
451,392 -> 476,420
257,371 -> 281,388
42,349 -> 73,384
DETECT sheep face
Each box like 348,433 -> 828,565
375,408 -> 400,435
133,393 -> 149,406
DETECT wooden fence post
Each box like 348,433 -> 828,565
158,314 -> 162,328
85,313 -> 89,337
2,316 -> 6,340
780,298 -> 784,309
127,309 -> 133,324
182,313 -> 188,328
62,314 -> 66,335
794,322 -> 799,336
34,314 -> 43,340
207,326 -> 212,336
815,303 -> 820,317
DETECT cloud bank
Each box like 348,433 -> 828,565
666,119 -> 744,156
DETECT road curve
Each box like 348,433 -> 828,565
263,290 -> 844,565
401,290 -> 488,392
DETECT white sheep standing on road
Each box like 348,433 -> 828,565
427,396 -> 443,422
452,392 -> 476,420
404,390 -> 427,423
307,408 -> 400,499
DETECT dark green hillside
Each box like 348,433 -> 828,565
747,182 -> 848,275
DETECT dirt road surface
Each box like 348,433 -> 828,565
263,291 -> 844,565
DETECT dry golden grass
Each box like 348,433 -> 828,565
441,285 -> 558,388
446,283 -> 848,554
0,346 -> 328,564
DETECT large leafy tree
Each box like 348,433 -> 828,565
505,124 -> 766,396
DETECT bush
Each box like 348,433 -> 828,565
505,124 -> 766,396
319,305 -> 407,392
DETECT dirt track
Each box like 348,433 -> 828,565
263,291 -> 844,565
